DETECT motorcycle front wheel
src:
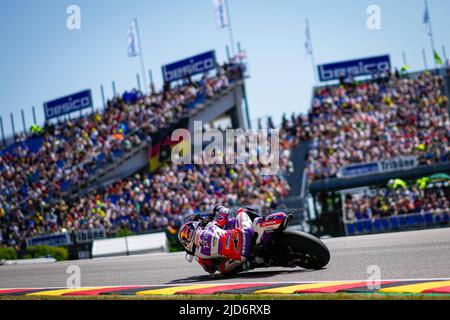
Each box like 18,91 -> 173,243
276,230 -> 330,270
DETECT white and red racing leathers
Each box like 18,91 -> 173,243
193,208 -> 254,275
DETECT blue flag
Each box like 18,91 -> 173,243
423,1 -> 432,37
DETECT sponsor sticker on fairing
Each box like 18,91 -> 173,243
225,233 -> 231,249
260,220 -> 282,227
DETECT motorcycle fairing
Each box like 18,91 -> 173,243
253,212 -> 288,246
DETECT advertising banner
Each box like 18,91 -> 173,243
162,51 -> 217,83
339,156 -> 417,178
26,233 -> 72,247
43,89 -> 93,120
318,55 -> 391,82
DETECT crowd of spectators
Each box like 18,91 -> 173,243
0,63 -> 245,249
0,62 -> 309,250
306,71 -> 450,181
0,121 -> 300,249
2,67 -> 449,249
280,113 -> 313,142
344,183 -> 450,222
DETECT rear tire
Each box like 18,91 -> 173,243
277,230 -> 330,270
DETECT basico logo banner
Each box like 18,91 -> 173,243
318,55 -> 391,82
43,89 -> 93,120
162,51 -> 217,83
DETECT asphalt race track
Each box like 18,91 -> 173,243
1,228 -> 449,288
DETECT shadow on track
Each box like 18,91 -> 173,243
167,268 -> 320,284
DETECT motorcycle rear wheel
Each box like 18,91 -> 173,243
277,230 -> 330,270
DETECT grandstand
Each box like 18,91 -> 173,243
0,61 -> 249,251
1,57 -> 306,258
1,49 -> 449,260
304,68 -> 450,237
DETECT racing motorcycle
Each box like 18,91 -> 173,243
186,209 -> 330,272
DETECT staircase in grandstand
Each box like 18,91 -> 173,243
286,141 -> 310,197
281,141 -> 311,229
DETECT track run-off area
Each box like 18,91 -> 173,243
1,228 -> 449,296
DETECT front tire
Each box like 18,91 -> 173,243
277,230 -> 330,270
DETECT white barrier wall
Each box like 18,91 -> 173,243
92,232 -> 168,258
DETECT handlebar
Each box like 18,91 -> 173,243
189,207 -> 262,226
191,213 -> 215,228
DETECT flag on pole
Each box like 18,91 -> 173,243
213,0 -> 229,29
127,20 -> 140,57
305,20 -> 313,56
434,50 -> 443,65
423,1 -> 432,38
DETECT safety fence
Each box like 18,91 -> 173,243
345,211 -> 450,236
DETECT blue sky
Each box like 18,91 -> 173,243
1,0 -> 450,136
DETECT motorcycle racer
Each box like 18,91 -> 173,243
178,205 -> 255,275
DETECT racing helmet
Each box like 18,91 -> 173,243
178,221 -> 200,255
213,205 -> 229,216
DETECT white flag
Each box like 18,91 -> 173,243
127,20 -> 140,57
305,21 -> 312,56
213,0 -> 229,29
423,1 -> 432,38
